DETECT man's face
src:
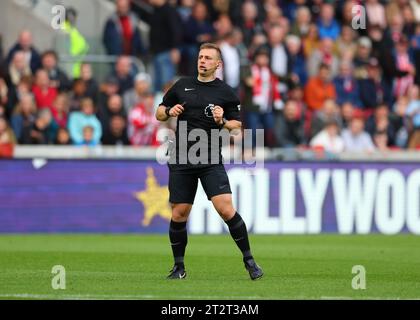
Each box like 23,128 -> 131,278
42,54 -> 57,70
19,31 -> 32,50
197,48 -> 221,77
319,67 -> 330,82
350,118 -> 364,135
116,0 -> 130,15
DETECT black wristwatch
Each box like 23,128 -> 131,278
165,106 -> 172,117
219,118 -> 227,128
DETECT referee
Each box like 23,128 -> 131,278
156,43 -> 263,280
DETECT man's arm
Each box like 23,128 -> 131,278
212,106 -> 242,131
155,104 -> 184,122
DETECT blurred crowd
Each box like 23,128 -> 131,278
0,0 -> 419,157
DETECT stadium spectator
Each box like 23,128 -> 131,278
339,0 -> 360,28
6,30 -> 41,74
128,92 -> 160,146
101,114 -> 130,146
214,13 -> 234,40
393,94 -> 411,147
290,5 -> 312,38
136,0 -> 183,92
182,1 -> 215,75
51,93 -> 69,128
5,74 -> 32,119
68,78 -> 87,113
176,0 -> 194,23
0,78 -> 8,116
123,72 -> 152,113
402,4 -> 416,38
366,0 -> 387,30
32,69 -> 58,110
342,111 -> 376,152
0,117 -> 16,146
274,99 -> 305,148
219,31 -> 241,93
285,35 -> 307,86
310,99 -> 342,139
309,119 -> 344,153
54,127 -> 72,145
304,63 -> 336,112
41,50 -> 71,92
5,51 -> 32,95
10,94 -> 36,144
317,3 -> 340,40
392,35 -> 415,98
78,125 -> 97,147
20,108 -> 58,145
80,63 -> 99,103
365,104 -> 397,147
353,37 -> 373,79
112,56 -> 136,95
98,94 -> 127,140
406,84 -> 420,149
262,3 -> 283,34
358,57 -> 392,114
68,98 -> 102,145
336,25 -> 357,61
0,116 -> 16,152
103,0 -> 145,56
373,130 -> 390,151
333,60 -> 362,108
242,47 -> 282,148
307,37 -> 339,78
302,23 -> 320,58
98,76 -> 120,112
238,1 -> 263,47
340,101 -> 355,129
266,24 -> 289,96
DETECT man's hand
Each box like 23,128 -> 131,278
212,105 -> 224,125
169,103 -> 185,117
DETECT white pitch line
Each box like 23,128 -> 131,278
320,296 -> 420,300
2,293 -> 418,300
0,293 -> 269,300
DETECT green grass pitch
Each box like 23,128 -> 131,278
0,234 -> 419,300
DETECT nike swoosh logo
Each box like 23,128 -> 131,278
234,237 -> 244,242
171,242 -> 181,246
219,184 -> 228,189
185,88 -> 195,91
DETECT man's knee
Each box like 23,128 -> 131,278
171,203 -> 192,222
212,195 -> 235,221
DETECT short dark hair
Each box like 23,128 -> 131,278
199,43 -> 222,60
42,50 -> 58,60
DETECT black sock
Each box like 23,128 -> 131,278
169,220 -> 188,268
225,212 -> 253,262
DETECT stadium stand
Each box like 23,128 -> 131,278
0,0 -> 420,158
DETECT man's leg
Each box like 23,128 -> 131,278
167,167 -> 198,279
211,194 -> 252,260
211,194 -> 263,280
169,203 -> 192,276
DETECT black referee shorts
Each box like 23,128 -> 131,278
168,164 -> 232,204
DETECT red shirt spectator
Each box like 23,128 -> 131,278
128,94 -> 160,146
32,69 -> 57,110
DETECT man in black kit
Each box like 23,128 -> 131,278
155,43 -> 263,280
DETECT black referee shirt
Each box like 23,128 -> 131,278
161,77 -> 241,166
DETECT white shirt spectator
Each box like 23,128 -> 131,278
220,41 -> 240,89
342,129 -> 375,152
310,129 -> 345,153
